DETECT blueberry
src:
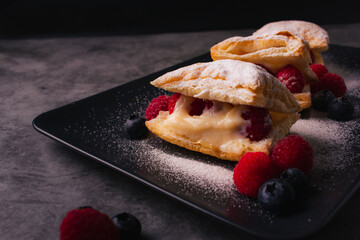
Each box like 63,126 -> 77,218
312,90 -> 335,112
124,115 -> 149,139
327,96 -> 354,121
258,179 -> 296,212
112,212 -> 141,239
299,108 -> 311,119
280,168 -> 308,199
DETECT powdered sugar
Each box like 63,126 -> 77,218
151,59 -> 300,114
122,137 -> 265,216
252,20 -> 329,49
291,113 -> 360,172
142,142 -> 235,197
62,46 -> 359,224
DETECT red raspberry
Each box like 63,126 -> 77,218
276,65 -> 305,93
168,93 -> 181,114
270,135 -> 313,174
189,98 -> 213,116
310,64 -> 328,79
311,73 -> 347,98
145,95 -> 170,120
60,207 -> 119,240
241,106 -> 272,141
233,152 -> 279,198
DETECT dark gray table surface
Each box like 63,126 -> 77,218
1,23 -> 360,240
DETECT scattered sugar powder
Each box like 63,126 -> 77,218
62,51 -> 359,222
290,114 -> 360,172
289,67 -> 360,190
138,140 -> 235,198
123,138 -> 265,216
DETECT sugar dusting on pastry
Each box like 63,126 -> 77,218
252,20 -> 330,52
210,31 -> 318,85
62,47 -> 359,222
151,59 -> 301,113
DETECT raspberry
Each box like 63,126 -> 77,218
241,106 -> 272,141
233,152 -> 279,198
270,135 -> 313,174
310,64 -> 328,79
189,98 -> 213,116
60,207 -> 119,240
276,65 -> 305,93
312,73 -> 347,98
168,93 -> 181,114
145,95 -> 170,120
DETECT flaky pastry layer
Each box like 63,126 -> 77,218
151,59 -> 300,114
293,84 -> 311,111
210,31 -> 318,84
252,20 -> 329,52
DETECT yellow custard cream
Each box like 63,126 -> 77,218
158,95 -> 271,155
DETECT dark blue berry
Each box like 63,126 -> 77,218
112,212 -> 142,239
258,178 -> 296,212
312,90 -> 335,112
327,96 -> 354,121
280,168 -> 308,199
299,108 -> 311,119
124,115 -> 149,139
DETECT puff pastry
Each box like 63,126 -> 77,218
252,20 -> 329,64
151,59 -> 300,113
211,31 -> 317,84
210,31 -> 316,110
146,60 -> 300,161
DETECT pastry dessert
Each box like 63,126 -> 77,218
210,31 -> 317,110
252,20 -> 329,64
145,60 -> 300,161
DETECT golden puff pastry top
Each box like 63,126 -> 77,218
210,31 -> 318,84
252,20 -> 329,52
150,59 -> 300,114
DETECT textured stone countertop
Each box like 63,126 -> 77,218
1,23 -> 360,240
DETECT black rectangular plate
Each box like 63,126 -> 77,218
33,45 -> 360,239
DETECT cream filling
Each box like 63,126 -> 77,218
160,95 -> 263,154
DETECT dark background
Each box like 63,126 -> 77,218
0,1 -> 359,37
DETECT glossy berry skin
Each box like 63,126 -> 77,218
310,64 -> 328,79
280,168 -> 308,199
112,212 -> 142,239
311,72 -> 347,98
270,135 -> 313,174
189,98 -> 213,116
258,178 -> 296,212
233,152 -> 279,198
327,97 -> 354,121
60,207 -> 119,240
322,73 -> 347,98
311,90 -> 335,112
276,65 -> 305,93
168,93 -> 181,114
124,115 -> 149,139
241,106 -> 272,141
145,95 -> 170,120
